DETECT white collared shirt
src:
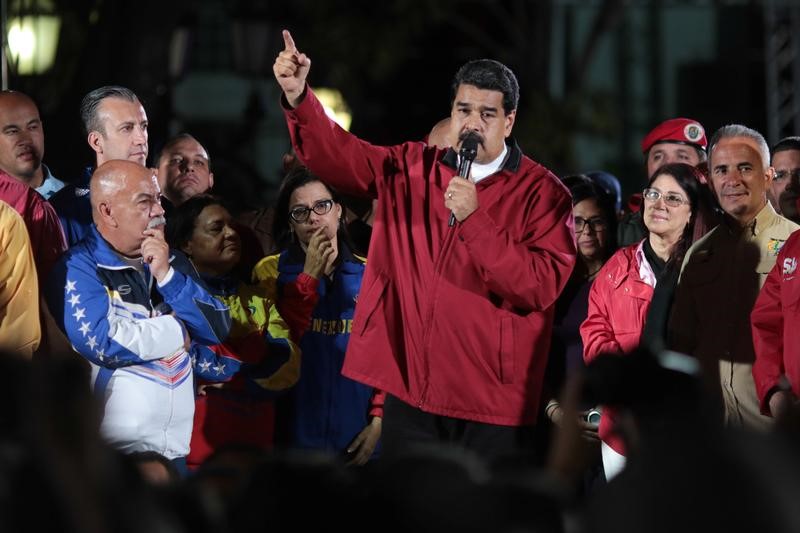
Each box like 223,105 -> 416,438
460,144 -> 508,183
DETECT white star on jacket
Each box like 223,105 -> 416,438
68,293 -> 81,307
73,307 -> 86,321
65,280 -> 77,293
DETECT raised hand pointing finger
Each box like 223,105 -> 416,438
274,29 -> 311,107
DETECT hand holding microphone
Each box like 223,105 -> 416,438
446,132 -> 480,226
142,216 -> 170,283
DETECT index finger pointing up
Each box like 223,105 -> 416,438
283,29 -> 297,52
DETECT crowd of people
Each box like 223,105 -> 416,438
3,27 -> 800,531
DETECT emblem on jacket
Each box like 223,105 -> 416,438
783,257 -> 797,276
768,238 -> 787,256
117,284 -> 132,295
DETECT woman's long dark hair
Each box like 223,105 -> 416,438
645,162 -> 705,269
272,166 -> 352,253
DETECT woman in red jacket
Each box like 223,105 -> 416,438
580,162 -> 707,480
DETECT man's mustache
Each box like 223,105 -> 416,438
458,131 -> 484,146
147,216 -> 166,229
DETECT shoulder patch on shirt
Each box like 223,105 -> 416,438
768,238 -> 787,256
783,256 -> 797,276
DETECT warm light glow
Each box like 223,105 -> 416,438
7,16 -> 61,75
314,87 -> 352,131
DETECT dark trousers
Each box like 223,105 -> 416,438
381,395 -> 537,466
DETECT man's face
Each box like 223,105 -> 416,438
771,149 -> 800,219
157,137 -> 214,205
449,84 -> 515,165
709,137 -> 771,225
91,97 -> 148,166
109,170 -> 165,255
0,95 -> 43,181
645,142 -> 702,178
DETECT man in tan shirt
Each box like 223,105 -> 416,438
670,124 -> 800,430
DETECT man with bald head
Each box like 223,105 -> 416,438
0,94 -> 65,282
0,91 -> 65,198
156,133 -> 214,207
51,85 -> 150,246
46,160 -> 230,463
670,124 -> 799,430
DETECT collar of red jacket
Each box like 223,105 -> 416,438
440,138 -> 522,173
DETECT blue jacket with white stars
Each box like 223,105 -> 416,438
45,224 -> 231,459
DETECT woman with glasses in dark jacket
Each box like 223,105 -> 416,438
252,166 -> 382,465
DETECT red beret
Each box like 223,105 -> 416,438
641,118 -> 707,154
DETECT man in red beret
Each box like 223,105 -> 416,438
618,117 -> 708,246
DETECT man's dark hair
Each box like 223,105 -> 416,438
80,86 -> 139,136
451,59 -> 519,114
771,136 -> 800,160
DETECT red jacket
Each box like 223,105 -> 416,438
751,230 -> 800,415
284,89 -> 576,426
0,170 -> 66,282
581,242 -> 654,453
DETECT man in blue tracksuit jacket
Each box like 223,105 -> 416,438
46,161 -> 230,460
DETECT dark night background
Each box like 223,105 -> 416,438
5,0 -> 780,210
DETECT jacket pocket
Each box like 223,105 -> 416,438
354,273 -> 388,337
499,316 -> 515,384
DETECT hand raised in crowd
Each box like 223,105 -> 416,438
142,224 -> 170,283
444,176 -> 479,222
303,227 -> 337,279
345,416 -> 382,466
273,29 -> 311,108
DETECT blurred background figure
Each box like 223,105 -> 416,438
769,136 -> 800,223
0,200 -> 40,358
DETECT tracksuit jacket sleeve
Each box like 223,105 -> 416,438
277,273 -> 319,341
751,257 -> 785,415
156,267 -> 231,346
581,272 -> 624,361
47,258 -> 186,368
252,254 -> 318,343
457,196 -> 575,312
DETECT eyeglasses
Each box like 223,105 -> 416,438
574,216 -> 608,233
642,188 -> 689,207
289,199 -> 334,223
774,168 -> 800,182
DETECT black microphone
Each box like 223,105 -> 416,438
448,133 -> 480,227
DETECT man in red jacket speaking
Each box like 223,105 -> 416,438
273,30 -> 576,461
